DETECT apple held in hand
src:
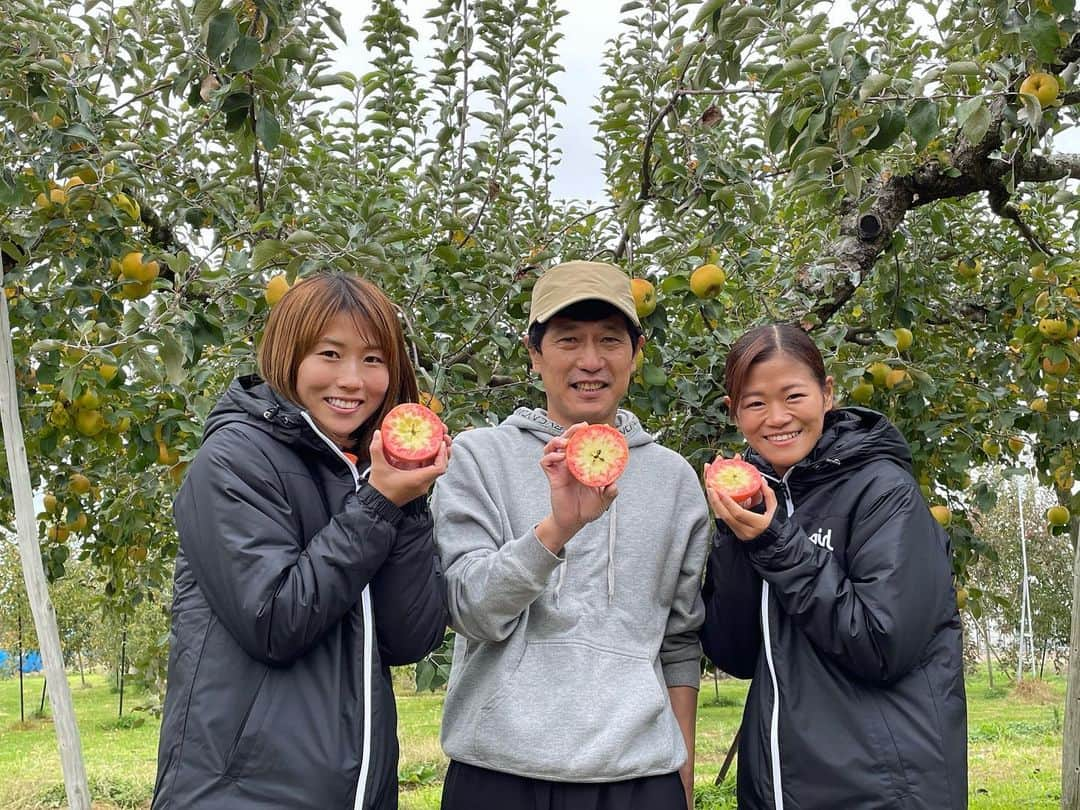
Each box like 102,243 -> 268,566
706,457 -> 764,503
565,424 -> 629,487
380,403 -> 444,470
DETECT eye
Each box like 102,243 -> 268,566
743,400 -> 764,410
318,349 -> 340,359
364,353 -> 385,364
788,392 -> 806,401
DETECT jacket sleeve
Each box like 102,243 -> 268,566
369,499 -> 449,666
700,522 -> 763,679
175,426 -> 402,666
746,474 -> 951,684
659,471 -> 712,689
432,440 -> 563,642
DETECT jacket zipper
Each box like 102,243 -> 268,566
761,471 -> 796,810
296,412 -> 375,810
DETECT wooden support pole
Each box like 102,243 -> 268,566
0,273 -> 90,808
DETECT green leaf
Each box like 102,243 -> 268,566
858,72 -> 891,102
692,0 -> 725,29
906,99 -> 940,151
252,239 -> 287,270
206,11 -> 240,63
643,364 -> 667,387
256,106 -> 280,150
866,108 -> 906,150
944,61 -> 981,76
325,9 -> 347,43
159,332 -> 187,386
228,36 -> 262,72
954,95 -> 984,128
1022,12 -> 1062,64
961,101 -> 991,144
285,230 -> 319,246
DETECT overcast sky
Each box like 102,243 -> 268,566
331,2 -> 1079,202
333,0 -> 626,202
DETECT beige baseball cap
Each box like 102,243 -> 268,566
527,260 -> 640,328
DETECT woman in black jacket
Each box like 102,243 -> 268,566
152,274 -> 450,810
701,323 -> 966,810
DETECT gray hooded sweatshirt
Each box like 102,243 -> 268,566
432,407 -> 711,782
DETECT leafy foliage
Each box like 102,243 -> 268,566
2,0 -> 1080,771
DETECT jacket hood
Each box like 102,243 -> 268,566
502,406 -> 656,448
748,407 -> 913,483
202,375 -> 332,457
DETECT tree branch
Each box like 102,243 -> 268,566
803,96 -> 1077,329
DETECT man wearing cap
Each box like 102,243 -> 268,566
432,260 -> 711,809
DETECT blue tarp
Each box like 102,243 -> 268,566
0,649 -> 42,674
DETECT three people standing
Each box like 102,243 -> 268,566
152,266 -> 966,810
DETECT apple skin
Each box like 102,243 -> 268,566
380,403 -> 444,470
1019,71 -> 1059,106
706,457 -> 763,503
630,278 -> 657,318
689,263 -> 725,299
565,424 -> 629,487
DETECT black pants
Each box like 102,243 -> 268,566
441,760 -> 686,810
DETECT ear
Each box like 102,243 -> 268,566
823,376 -> 835,410
633,335 -> 646,356
723,395 -> 736,425
524,333 -> 541,372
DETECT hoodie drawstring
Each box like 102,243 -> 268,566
552,500 -> 618,607
607,500 -> 617,603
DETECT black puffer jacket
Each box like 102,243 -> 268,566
701,408 -> 966,810
152,376 -> 447,810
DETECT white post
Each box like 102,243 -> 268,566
0,276 -> 91,808
1017,476 -> 1030,682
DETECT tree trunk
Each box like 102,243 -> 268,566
0,280 -> 91,808
1061,516 -> 1080,810
977,615 -> 994,690
18,609 -> 24,724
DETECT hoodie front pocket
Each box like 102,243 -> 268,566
472,640 -> 682,780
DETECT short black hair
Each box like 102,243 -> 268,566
526,299 -> 643,353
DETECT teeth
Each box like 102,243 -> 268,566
768,431 -> 800,442
327,397 -> 360,409
575,382 -> 605,391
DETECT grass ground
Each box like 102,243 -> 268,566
0,668 -> 1065,809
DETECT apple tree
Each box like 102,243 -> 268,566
3,0 -> 1080,805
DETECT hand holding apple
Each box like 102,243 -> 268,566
704,456 -> 763,507
367,422 -> 452,507
535,423 -> 621,553
704,455 -> 777,542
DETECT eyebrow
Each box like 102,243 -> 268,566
315,336 -> 382,351
741,382 -> 810,399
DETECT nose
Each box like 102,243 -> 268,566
576,338 -> 603,371
765,400 -> 791,425
337,359 -> 364,390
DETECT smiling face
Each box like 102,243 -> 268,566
527,313 -> 643,428
295,312 -> 390,448
728,353 -> 834,477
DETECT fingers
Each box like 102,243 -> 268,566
599,483 -> 619,511
709,486 -> 773,542
561,422 -> 587,440
368,429 -> 386,462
